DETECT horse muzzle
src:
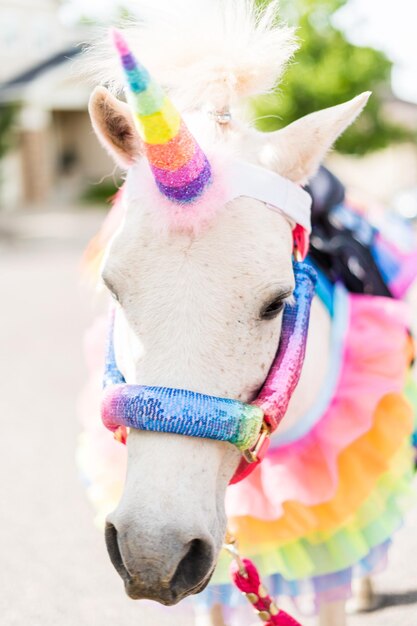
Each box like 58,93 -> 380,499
105,520 -> 215,604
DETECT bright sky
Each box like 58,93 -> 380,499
60,0 -> 417,103
59,0 -> 140,23
335,0 -> 417,103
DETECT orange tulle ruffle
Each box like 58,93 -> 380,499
228,393 -> 413,549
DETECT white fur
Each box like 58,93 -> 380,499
82,0 -> 297,111
104,185 -> 333,618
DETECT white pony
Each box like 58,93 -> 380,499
83,2 -> 414,625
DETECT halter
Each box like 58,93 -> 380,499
100,27 -> 317,481
101,261 -> 316,483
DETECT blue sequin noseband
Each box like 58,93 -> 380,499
101,262 -> 317,478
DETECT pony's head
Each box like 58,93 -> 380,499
87,0 -> 369,605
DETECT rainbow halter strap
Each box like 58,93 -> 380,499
101,261 -> 316,484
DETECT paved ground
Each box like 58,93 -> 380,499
1,209 -> 416,626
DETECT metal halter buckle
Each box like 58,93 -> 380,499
242,421 -> 271,464
208,107 -> 232,125
223,535 -> 247,577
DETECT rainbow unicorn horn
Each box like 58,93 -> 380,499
111,28 -> 212,204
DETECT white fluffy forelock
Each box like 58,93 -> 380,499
82,0 -> 297,110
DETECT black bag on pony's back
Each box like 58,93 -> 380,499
307,168 -> 417,456
306,167 -> 394,297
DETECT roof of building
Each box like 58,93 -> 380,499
2,47 -> 82,89
0,46 -> 84,102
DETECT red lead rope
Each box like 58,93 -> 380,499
226,542 -> 302,625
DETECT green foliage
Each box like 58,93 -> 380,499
81,179 -> 120,205
253,0 -> 413,154
0,104 -> 18,205
0,103 -> 18,160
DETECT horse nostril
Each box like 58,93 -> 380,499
171,538 -> 214,594
105,522 -> 131,583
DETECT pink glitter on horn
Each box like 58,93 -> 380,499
111,28 -> 212,204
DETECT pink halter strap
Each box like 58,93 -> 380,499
224,540 -> 302,625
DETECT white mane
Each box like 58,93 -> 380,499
83,0 -> 297,111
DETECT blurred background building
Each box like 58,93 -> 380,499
0,0 -> 416,213
0,0 -> 113,209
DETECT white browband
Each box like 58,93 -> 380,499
125,158 -> 312,233
228,160 -> 312,233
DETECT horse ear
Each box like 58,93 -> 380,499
88,86 -> 143,169
260,92 -> 371,185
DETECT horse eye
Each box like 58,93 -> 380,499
260,297 -> 285,320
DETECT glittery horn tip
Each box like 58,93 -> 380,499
110,27 -> 129,56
